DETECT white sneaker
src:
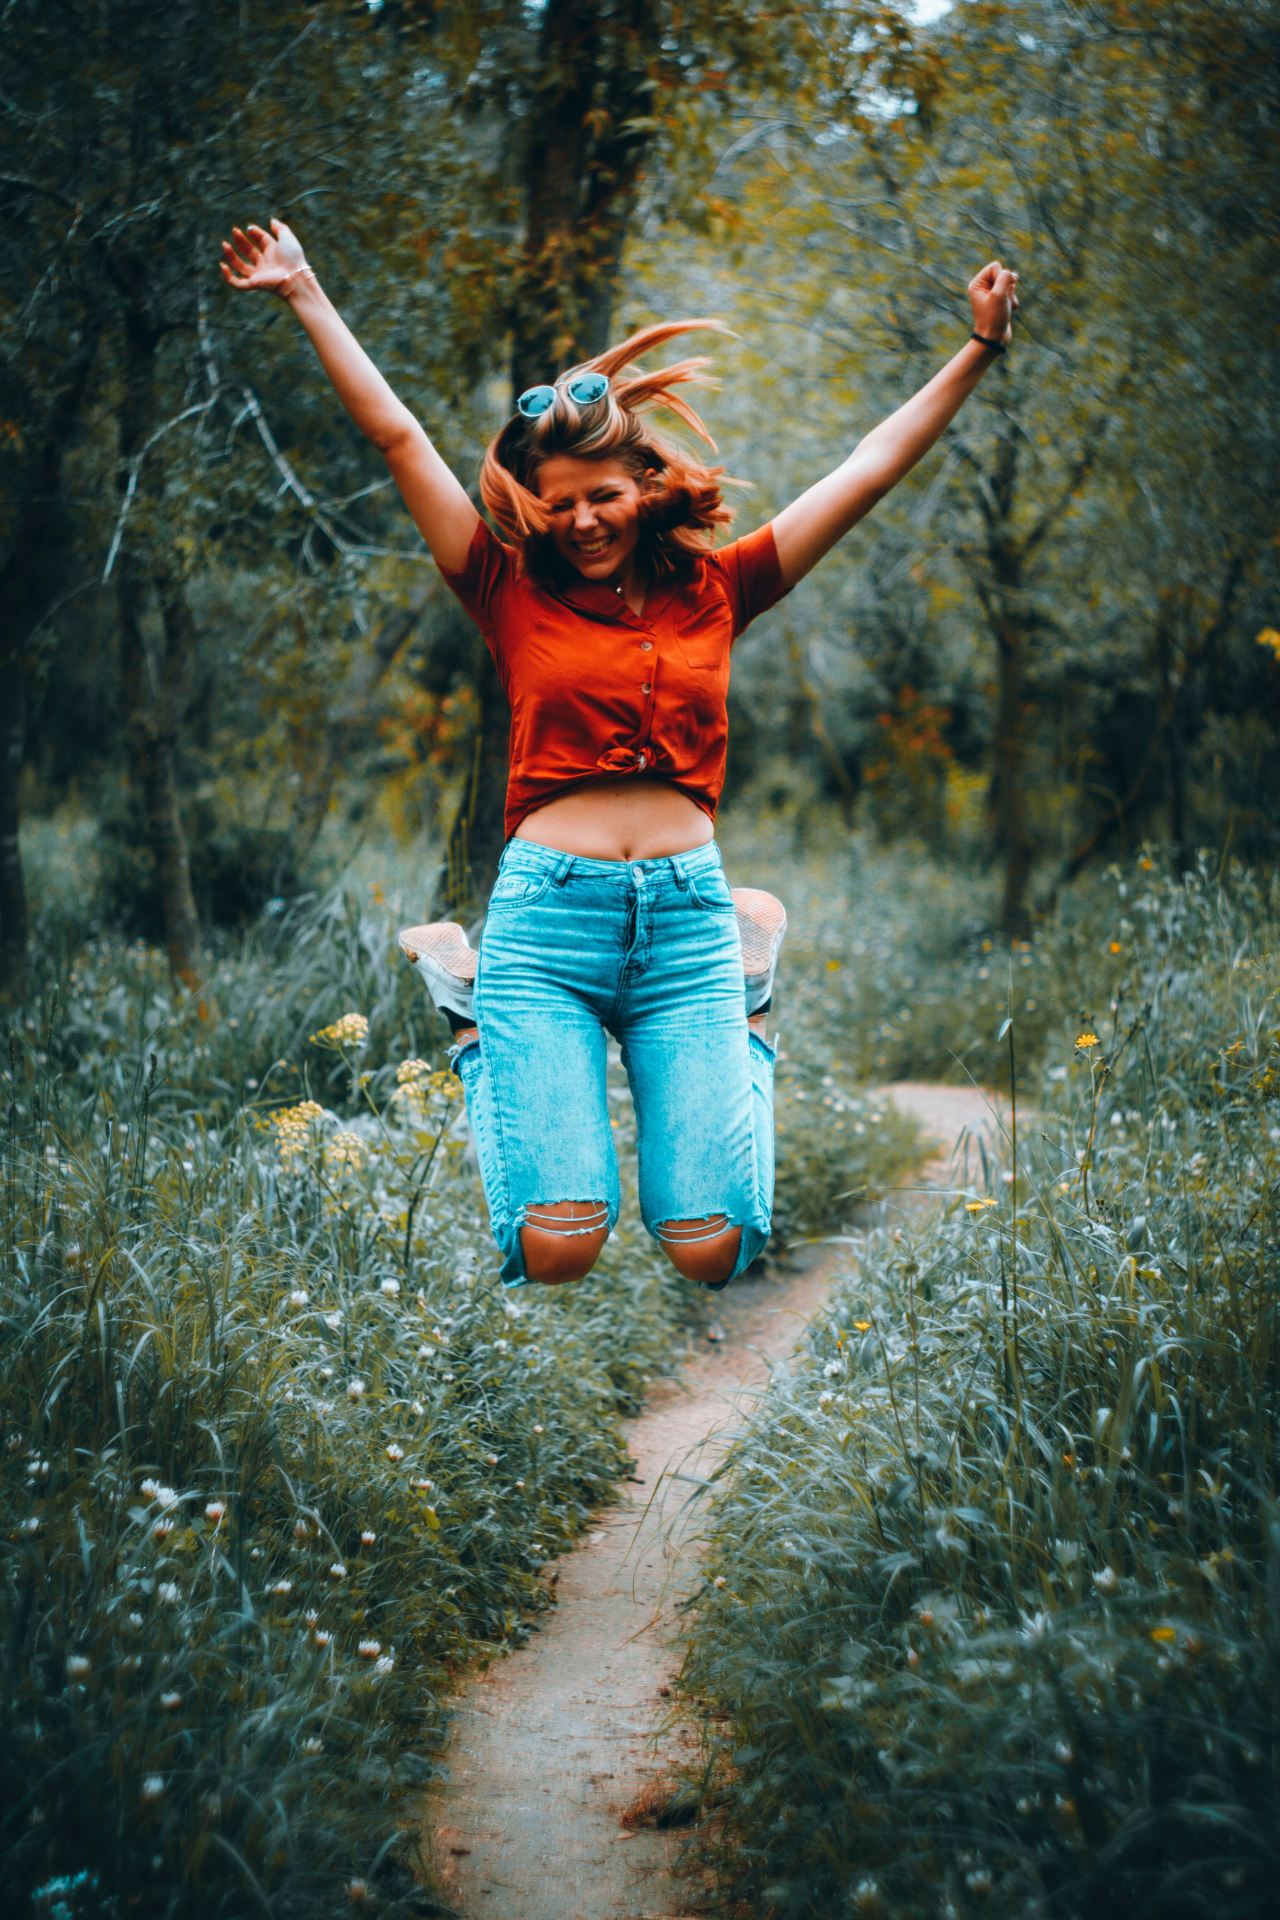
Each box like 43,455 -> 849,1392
397,922 -> 477,1024
732,889 -> 788,1015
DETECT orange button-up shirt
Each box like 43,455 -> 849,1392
438,518 -> 788,838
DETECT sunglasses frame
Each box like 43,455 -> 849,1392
516,371 -> 611,419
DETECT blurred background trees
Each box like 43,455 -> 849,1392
2,0 -> 1276,1001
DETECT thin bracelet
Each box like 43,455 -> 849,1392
278,265 -> 317,299
971,330 -> 1005,352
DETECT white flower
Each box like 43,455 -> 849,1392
818,1391 -> 835,1411
288,1290 -> 309,1308
152,1519 -> 175,1539
329,1562 -> 347,1580
160,1691 -> 182,1711
532,1424 -> 544,1435
360,1530 -> 377,1546
140,1480 -> 179,1509
713,1575 -> 727,1590
270,1579 -> 293,1597
346,1379 -> 365,1402
1092,1565 -> 1119,1594
385,1443 -> 404,1462
485,1452 -> 499,1466
158,1582 -> 180,1604
128,1612 -> 143,1630
823,1359 -> 842,1378
324,1311 -> 342,1331
373,1653 -> 395,1678
313,1629 -> 332,1648
204,1501 -> 227,1522
302,1736 -> 323,1754
65,1655 -> 91,1680
380,1278 -> 400,1297
358,1639 -> 382,1658
141,1775 -> 166,1802
20,1516 -> 41,1534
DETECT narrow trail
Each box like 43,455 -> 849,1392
423,1081 -> 1004,1920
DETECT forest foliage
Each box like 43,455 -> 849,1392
2,0 -> 1277,1002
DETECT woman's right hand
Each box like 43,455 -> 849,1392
220,218 -> 307,295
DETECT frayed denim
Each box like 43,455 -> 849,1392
451,837 -> 776,1286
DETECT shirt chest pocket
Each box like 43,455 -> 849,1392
673,612 -> 730,673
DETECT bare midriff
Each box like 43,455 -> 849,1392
514,778 -> 715,862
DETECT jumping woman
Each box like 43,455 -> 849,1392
220,219 -> 1018,1292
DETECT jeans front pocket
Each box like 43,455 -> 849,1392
485,867 -> 557,911
686,864 -> 737,915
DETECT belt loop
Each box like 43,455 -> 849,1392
669,854 -> 689,890
553,851 -> 575,887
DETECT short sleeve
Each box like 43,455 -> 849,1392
435,517 -> 518,634
713,521 -> 788,638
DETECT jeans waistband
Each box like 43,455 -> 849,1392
498,835 -> 723,886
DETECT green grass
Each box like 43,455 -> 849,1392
2,832 -> 921,1918
677,852 -> 1280,1919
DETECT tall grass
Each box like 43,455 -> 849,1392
679,854 -> 1280,1919
2,848 -> 919,1917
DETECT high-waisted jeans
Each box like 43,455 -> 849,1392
452,836 -> 777,1287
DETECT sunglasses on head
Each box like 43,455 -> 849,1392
517,370 -> 610,419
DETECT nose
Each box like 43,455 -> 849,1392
571,499 -> 597,532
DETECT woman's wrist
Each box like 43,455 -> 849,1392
969,327 -> 1005,353
278,263 -> 318,302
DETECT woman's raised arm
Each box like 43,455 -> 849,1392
220,219 -> 479,573
769,261 -> 1020,592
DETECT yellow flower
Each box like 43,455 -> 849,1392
964,1197 -> 998,1213
311,1011 -> 370,1049
395,1058 -> 431,1085
1138,855 -> 1155,871
271,1099 -> 326,1161
853,1319 -> 872,1332
325,1131 -> 366,1172
1150,1625 -> 1177,1644
1108,941 -> 1122,954
1255,627 -> 1280,658
1075,1031 -> 1099,1050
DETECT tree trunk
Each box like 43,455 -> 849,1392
116,306 -> 205,990
449,0 -> 661,905
0,652 -> 27,1005
0,331 -> 98,1002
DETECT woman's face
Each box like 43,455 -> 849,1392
534,455 -> 647,585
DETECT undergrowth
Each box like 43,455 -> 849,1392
678,852 -> 1280,1918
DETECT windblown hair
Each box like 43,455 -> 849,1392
479,319 -> 742,582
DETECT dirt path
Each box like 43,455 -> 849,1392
424,1081 -> 1004,1920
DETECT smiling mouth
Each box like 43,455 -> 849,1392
572,535 -> 614,556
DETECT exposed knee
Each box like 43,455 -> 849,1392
656,1215 -> 741,1287
519,1201 -> 610,1286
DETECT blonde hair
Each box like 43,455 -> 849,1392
479,319 -> 742,580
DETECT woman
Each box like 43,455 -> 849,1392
220,219 -> 1018,1292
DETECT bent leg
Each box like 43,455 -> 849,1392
654,1214 -> 742,1288
520,1199 -> 611,1285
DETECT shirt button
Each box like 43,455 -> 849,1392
639,639 -> 653,651
641,682 -> 652,694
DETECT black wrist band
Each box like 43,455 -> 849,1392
971,331 -> 1005,352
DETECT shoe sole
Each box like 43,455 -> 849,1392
397,923 -> 478,983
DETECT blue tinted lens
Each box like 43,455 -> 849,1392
517,385 -> 557,419
566,371 -> 609,405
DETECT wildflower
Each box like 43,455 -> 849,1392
302,1736 -> 323,1754
158,1583 -> 180,1604
311,1012 -> 370,1049
965,1197 -> 997,1213
205,1501 -> 227,1523
270,1579 -> 293,1597
272,1099 -> 327,1162
357,1639 -> 382,1658
823,1359 -> 842,1378
160,1691 -> 182,1711
1092,1566 -> 1119,1594
410,1478 -> 434,1493
1150,1625 -> 1177,1644
65,1655 -> 91,1681
324,1310 -> 343,1330
152,1519 -> 175,1539
347,1379 -> 366,1402
325,1131 -> 365,1172
1138,855 -> 1155,870
141,1775 -> 166,1802
128,1612 -> 143,1629
532,1424 -> 545,1435
1075,1031 -> 1099,1050
713,1575 -> 727,1589
1255,626 -> 1280,658
329,1562 -> 348,1580
385,1443 -> 404,1462
140,1480 -> 179,1509
19,1516 -> 40,1534
373,1653 -> 395,1678
288,1290 -> 309,1308
360,1530 -> 377,1547
965,1869 -> 993,1897
346,1882 -> 369,1905
853,1319 -> 872,1333
379,1278 -> 400,1298
313,1629 -> 332,1648
396,1058 -> 431,1085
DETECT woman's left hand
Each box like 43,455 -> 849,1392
968,260 -> 1020,346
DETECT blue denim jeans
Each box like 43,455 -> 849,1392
452,836 -> 776,1287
